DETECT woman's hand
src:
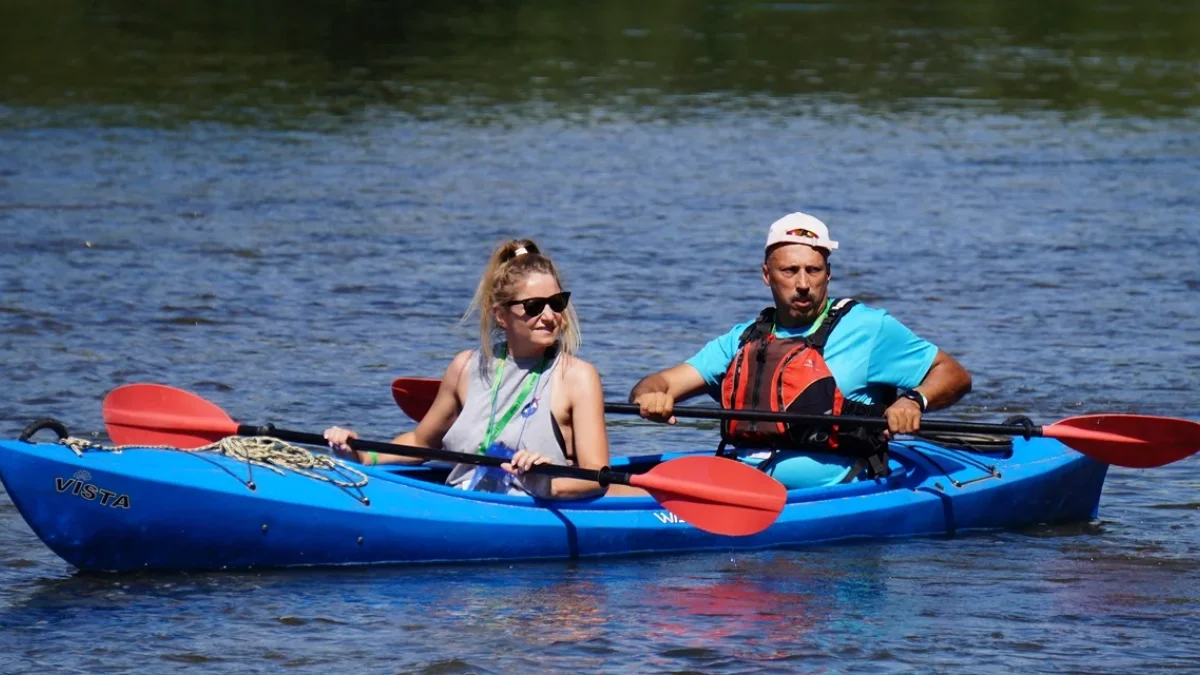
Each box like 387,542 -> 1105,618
501,448 -> 550,476
323,426 -> 361,462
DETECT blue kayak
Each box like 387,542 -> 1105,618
0,436 -> 1107,572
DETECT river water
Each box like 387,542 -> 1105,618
2,1 -> 1198,672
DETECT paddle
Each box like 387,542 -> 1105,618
391,376 -> 1200,469
102,384 -> 787,537
391,376 -> 440,422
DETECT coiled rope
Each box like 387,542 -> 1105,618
20,418 -> 367,491
59,435 -> 369,489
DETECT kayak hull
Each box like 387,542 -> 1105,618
0,437 -> 1107,572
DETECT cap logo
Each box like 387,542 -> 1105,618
786,228 -> 819,239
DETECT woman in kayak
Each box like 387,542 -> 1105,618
324,238 -> 639,498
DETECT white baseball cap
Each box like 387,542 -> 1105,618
764,212 -> 839,253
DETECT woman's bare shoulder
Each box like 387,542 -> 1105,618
558,355 -> 601,390
443,349 -> 477,383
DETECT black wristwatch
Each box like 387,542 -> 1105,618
900,389 -> 928,412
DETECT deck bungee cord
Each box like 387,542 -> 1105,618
19,417 -> 371,500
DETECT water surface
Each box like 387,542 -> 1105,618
2,1 -> 1198,672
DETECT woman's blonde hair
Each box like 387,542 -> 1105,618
464,239 -> 581,363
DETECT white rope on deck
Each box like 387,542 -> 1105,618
60,435 -> 369,489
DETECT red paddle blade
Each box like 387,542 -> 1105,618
1046,414 -> 1200,468
102,384 -> 239,447
632,455 -> 786,537
391,377 -> 440,422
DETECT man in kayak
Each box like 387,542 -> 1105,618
326,238 -> 642,498
628,212 -> 972,488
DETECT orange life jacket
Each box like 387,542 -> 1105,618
719,299 -> 892,477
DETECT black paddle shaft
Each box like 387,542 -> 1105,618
235,424 -> 634,485
602,403 -> 1043,438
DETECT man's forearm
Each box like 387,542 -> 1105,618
915,353 -> 972,411
628,372 -> 671,403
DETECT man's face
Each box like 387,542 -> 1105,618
762,244 -> 831,325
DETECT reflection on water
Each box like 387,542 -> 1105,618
2,0 -> 1199,128
641,553 -> 884,662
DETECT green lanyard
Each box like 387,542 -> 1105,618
479,345 -> 547,454
772,298 -> 833,338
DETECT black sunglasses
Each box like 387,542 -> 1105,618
503,291 -> 571,317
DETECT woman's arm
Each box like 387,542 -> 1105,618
548,359 -> 646,498
326,351 -> 471,465
390,350 -> 472,451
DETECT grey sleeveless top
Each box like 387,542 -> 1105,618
441,345 -> 568,497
